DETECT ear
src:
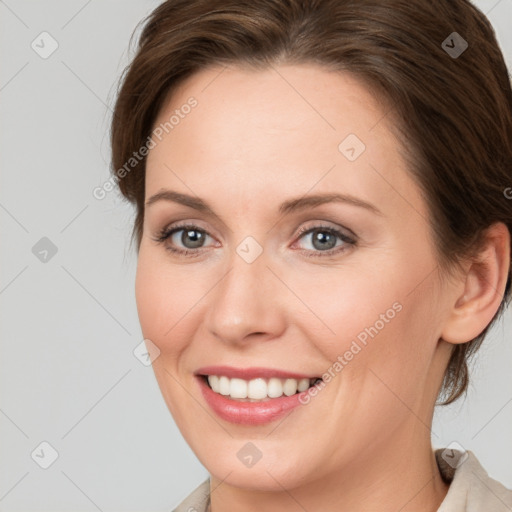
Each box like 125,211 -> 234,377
441,222 -> 511,345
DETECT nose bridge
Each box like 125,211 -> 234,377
205,241 -> 283,343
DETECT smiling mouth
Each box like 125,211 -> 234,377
200,375 -> 323,402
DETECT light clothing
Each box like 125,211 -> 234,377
173,448 -> 512,511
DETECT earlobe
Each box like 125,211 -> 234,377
441,222 -> 510,345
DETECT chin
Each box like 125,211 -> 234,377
198,443 -> 316,492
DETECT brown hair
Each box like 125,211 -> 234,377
110,0 -> 512,405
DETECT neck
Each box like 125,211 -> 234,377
208,427 -> 449,512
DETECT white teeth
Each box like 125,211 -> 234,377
267,377 -> 283,398
283,378 -> 298,396
230,378 -> 247,399
297,378 -> 310,392
206,375 -> 317,400
247,378 -> 267,399
218,376 -> 230,395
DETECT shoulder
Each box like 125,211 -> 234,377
172,478 -> 210,512
436,448 -> 512,511
171,478 -> 210,512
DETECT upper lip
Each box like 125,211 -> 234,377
195,365 -> 321,380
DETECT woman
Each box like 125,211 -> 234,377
110,0 -> 512,510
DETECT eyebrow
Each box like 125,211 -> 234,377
145,189 -> 383,218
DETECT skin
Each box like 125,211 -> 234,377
135,63 -> 510,512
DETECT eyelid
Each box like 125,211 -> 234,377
291,222 -> 356,255
155,219 -> 217,239
153,218 -> 358,261
155,218 -> 353,243
293,219 -> 356,239
155,221 -> 218,246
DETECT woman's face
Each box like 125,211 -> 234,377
136,63 -> 454,490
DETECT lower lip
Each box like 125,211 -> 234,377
196,376 -> 311,425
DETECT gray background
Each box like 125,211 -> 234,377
1,0 -> 511,510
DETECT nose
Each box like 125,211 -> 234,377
204,247 -> 286,346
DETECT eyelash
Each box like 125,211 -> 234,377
151,222 -> 357,259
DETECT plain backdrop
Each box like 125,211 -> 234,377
1,0 -> 511,510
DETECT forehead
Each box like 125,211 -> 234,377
145,63 -> 426,221
151,62 -> 391,150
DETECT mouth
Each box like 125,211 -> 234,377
194,367 -> 326,425
199,374 -> 323,402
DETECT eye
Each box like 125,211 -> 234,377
151,222 -> 357,259
152,223 -> 214,257
293,224 -> 356,258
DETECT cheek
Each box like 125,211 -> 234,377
282,260 -> 403,358
288,255 -> 438,386
337,275 -> 439,412
134,250 -> 198,354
